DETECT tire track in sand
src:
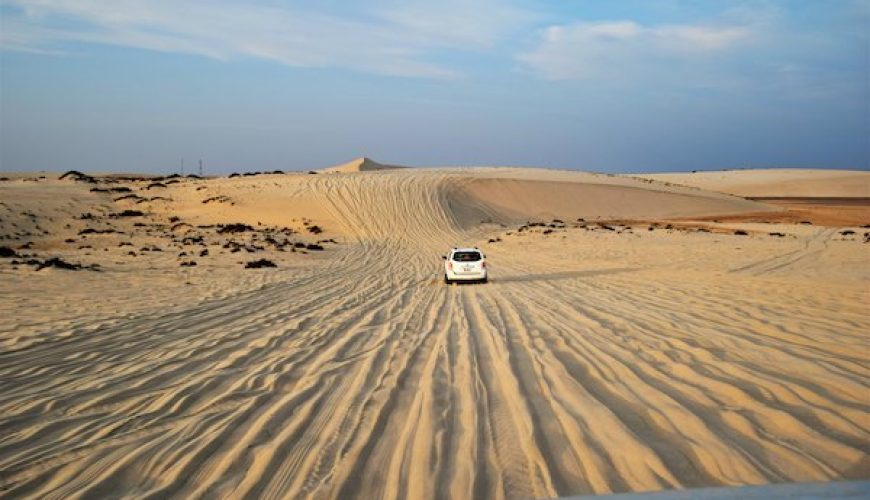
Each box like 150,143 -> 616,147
1,170 -> 867,499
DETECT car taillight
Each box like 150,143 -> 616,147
447,262 -> 453,270
481,261 -> 486,268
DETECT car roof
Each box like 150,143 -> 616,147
451,248 -> 482,253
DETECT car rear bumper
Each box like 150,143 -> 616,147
446,270 -> 487,281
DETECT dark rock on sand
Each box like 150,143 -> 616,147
91,187 -> 132,193
19,257 -> 99,271
245,258 -> 277,268
202,196 -> 231,204
217,223 -> 254,234
59,170 -> 97,183
0,246 -> 18,258
114,194 -> 142,202
182,236 -> 204,245
39,258 -> 85,270
79,228 -> 119,235
110,210 -> 145,217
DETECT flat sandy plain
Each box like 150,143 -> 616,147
0,161 -> 868,498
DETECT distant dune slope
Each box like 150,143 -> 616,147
630,169 -> 870,198
340,168 -> 768,242
305,167 -> 775,242
453,176 -> 768,223
322,157 -> 407,173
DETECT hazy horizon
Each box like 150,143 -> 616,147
2,0 -> 868,174
1,160 -> 868,177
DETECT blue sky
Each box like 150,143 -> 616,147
1,0 -> 867,173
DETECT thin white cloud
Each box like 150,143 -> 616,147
519,20 -> 754,81
377,0 -> 532,49
0,0 -> 532,78
654,25 -> 751,50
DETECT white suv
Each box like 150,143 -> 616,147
444,248 -> 487,284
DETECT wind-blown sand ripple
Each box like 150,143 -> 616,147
0,167 -> 867,498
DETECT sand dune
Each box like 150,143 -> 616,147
0,165 -> 867,498
456,177 -> 766,222
631,169 -> 870,198
322,157 -> 406,173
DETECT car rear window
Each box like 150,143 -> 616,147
452,251 -> 482,262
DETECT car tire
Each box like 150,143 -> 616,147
480,277 -> 488,284
444,275 -> 451,285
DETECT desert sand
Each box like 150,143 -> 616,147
322,157 -> 406,173
631,169 -> 870,227
0,165 -> 868,499
631,168 -> 869,198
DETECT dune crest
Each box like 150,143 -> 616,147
323,157 -> 406,173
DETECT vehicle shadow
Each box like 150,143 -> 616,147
493,267 -> 639,284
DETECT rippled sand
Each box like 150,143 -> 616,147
1,167 -> 867,498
